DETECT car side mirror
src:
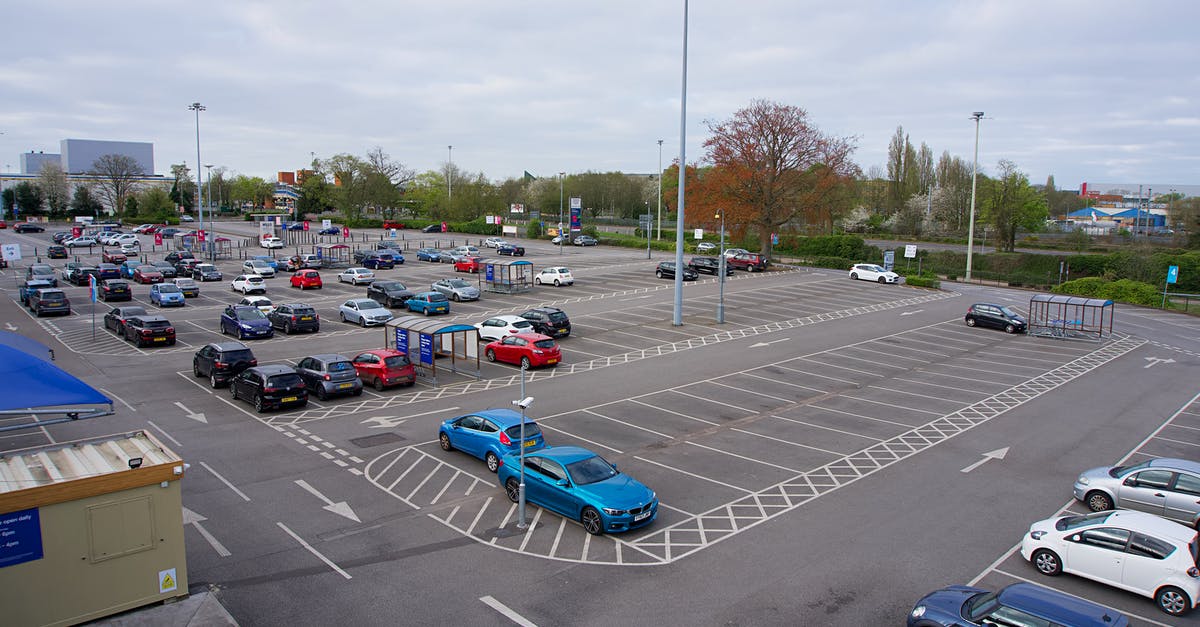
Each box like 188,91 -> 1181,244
555,479 -> 569,488
1123,477 -> 1137,487
611,463 -> 618,471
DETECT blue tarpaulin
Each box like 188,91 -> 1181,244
0,332 -> 112,429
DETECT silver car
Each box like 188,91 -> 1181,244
339,299 -> 394,327
431,278 -> 480,302
1074,458 -> 1200,529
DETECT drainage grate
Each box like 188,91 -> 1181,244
349,433 -> 406,448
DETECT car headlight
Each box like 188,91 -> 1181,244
1030,530 -> 1046,540
910,605 -> 926,619
602,508 -> 624,516
1076,475 -> 1089,485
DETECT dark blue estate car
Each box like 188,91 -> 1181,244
908,582 -> 1129,627
438,409 -> 546,473
496,446 -> 658,536
220,305 -> 274,340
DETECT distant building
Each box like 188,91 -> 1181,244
61,139 -> 154,175
19,151 -> 62,175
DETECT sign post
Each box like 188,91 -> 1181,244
640,214 -> 653,259
1164,265 -> 1179,308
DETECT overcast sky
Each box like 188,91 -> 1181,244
3,1 -> 1197,192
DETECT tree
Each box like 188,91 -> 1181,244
934,151 -> 973,232
69,185 -> 104,217
228,175 -> 275,211
169,163 -> 195,211
700,100 -> 859,254
13,182 -> 45,217
37,162 -> 70,215
979,160 -> 1048,252
90,154 -> 144,215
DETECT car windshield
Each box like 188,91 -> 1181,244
353,300 -> 379,309
963,590 -> 1000,621
1000,306 -> 1020,317
384,355 -> 411,368
158,285 -> 181,293
534,339 -> 557,349
447,280 -> 470,288
1110,460 -> 1152,477
566,455 -> 618,485
237,308 -> 267,320
1055,511 -> 1113,531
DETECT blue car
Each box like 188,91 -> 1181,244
120,260 -> 143,279
908,582 -> 1129,627
415,248 -> 441,262
149,283 -> 186,307
439,409 -> 546,472
220,305 -> 274,340
405,291 -> 450,315
496,446 -> 658,535
286,222 -> 305,231
251,255 -> 280,271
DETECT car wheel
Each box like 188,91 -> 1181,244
486,349 -> 496,362
534,277 -> 542,285
210,373 -> 221,388
1085,491 -> 1114,512
452,293 -> 460,301
285,323 -> 293,335
656,270 -> 664,278
194,363 -> 202,377
1004,323 -> 1016,334
504,477 -> 520,503
1157,586 -> 1193,616
485,452 -> 500,473
374,377 -> 385,392
254,395 -> 266,413
237,328 -> 246,340
553,279 -> 561,286
359,317 -> 367,327
520,356 -> 531,369
965,317 -> 977,327
581,507 -> 603,535
877,276 -> 885,283
850,272 -> 859,280
423,308 -> 430,316
316,386 -> 328,401
340,313 -> 347,323
1031,549 -> 1062,576
230,383 -> 239,400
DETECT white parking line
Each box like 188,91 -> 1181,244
730,428 -> 846,456
582,409 -> 673,439
686,441 -> 806,473
629,399 -> 719,426
807,404 -> 915,428
539,424 -> 624,454
277,522 -> 351,579
199,461 -> 252,502
770,415 -> 882,442
634,455 -> 754,493
668,388 -> 758,413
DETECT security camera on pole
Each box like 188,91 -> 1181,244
513,364 -> 533,530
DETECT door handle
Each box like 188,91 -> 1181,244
1154,493 -> 1165,497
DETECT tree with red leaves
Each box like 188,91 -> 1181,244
699,100 -> 859,255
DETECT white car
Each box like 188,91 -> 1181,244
483,237 -> 508,248
180,215 -> 195,222
119,241 -> 141,254
110,233 -> 139,246
242,259 -> 276,278
475,315 -> 535,342
451,245 -> 480,257
722,248 -> 749,259
534,267 -> 574,286
238,295 -> 274,315
1020,509 -> 1200,616
696,242 -> 717,253
339,299 -> 394,327
848,263 -> 899,284
66,236 -> 98,247
338,267 -> 376,285
230,274 -> 267,294
260,236 -> 283,249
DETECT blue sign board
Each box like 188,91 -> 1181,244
419,333 -> 433,365
485,264 -> 494,282
395,327 -> 408,355
0,508 -> 43,568
1167,265 -> 1179,284
570,206 -> 581,230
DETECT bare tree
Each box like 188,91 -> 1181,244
90,154 -> 144,216
37,162 -> 70,215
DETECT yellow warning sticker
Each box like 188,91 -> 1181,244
159,568 -> 177,594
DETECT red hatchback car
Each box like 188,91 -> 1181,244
351,349 -> 416,390
454,256 -> 482,273
290,269 -> 323,290
133,266 -> 164,284
484,333 -> 561,369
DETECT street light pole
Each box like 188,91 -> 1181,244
558,172 -> 565,254
672,0 -> 689,327
188,102 -> 206,258
514,367 -> 532,530
447,145 -> 453,204
965,111 -> 983,281
717,210 -> 726,324
657,139 -> 664,240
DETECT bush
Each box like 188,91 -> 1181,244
903,274 -> 941,289
1052,277 -> 1161,307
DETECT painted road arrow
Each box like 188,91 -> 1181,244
182,507 -> 231,556
1144,357 -> 1177,369
749,338 -> 791,348
900,309 -> 924,316
960,447 -> 1010,473
4,323 -> 17,331
295,479 -> 361,523
174,401 -> 207,423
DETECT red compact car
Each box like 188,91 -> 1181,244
351,349 -> 416,390
454,256 -> 482,273
290,269 -> 323,290
484,333 -> 561,369
132,266 -> 164,284
102,250 -> 128,264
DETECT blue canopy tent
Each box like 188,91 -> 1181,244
0,332 -> 113,433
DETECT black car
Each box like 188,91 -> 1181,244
70,267 -> 101,287
366,281 -> 415,308
46,245 -> 68,259
229,365 -> 308,413
123,315 -> 176,347
192,263 -> 222,282
150,260 -> 178,278
164,250 -> 195,265
193,341 -> 258,388
175,258 -> 202,277
421,223 -> 443,233
497,243 -> 525,256
104,306 -> 148,335
964,303 -> 1027,334
99,279 -> 133,302
520,307 -> 571,338
13,223 -> 45,233
354,250 -> 396,269
52,231 -> 72,243
28,289 -> 71,317
656,261 -> 698,281
268,303 -> 321,334
688,256 -> 732,276
158,228 -> 181,238
572,235 -> 598,246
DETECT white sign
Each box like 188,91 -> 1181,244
693,228 -> 704,239
570,197 -> 581,209
322,219 -> 332,229
258,222 -> 274,237
510,203 -> 524,213
485,215 -> 495,225
904,245 -> 917,258
1,244 -> 20,261
158,568 -> 178,593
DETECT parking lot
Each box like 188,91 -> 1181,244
3,223 -> 1200,625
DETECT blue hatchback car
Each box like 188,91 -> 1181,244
149,283 -> 186,307
908,582 -> 1129,627
220,305 -> 274,340
405,291 -> 450,315
496,446 -> 658,535
438,409 -> 546,473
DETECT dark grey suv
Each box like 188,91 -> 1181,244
193,341 -> 258,388
268,303 -> 321,334
295,354 -> 363,400
520,307 -> 571,338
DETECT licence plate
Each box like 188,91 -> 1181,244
300,316 -> 313,321
281,396 -> 298,403
337,382 -> 353,389
634,509 -> 652,521
557,328 -> 567,333
547,358 -> 558,364
523,440 -> 537,448
153,337 -> 166,342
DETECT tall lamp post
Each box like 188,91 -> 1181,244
188,102 -> 206,258
656,139 -> 664,240
558,172 -> 565,254
447,145 -> 453,204
716,210 -> 726,324
513,364 -> 533,530
964,111 -> 984,281
672,0 -> 690,327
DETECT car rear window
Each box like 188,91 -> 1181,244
533,339 -> 556,349
221,349 -> 255,362
384,355 -> 411,368
428,294 -> 448,302
503,423 -> 542,439
292,307 -> 316,316
41,290 -> 65,299
547,312 -> 568,322
145,320 -> 172,329
266,374 -> 303,388
327,361 -> 354,372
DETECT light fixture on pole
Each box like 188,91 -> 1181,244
672,0 -> 690,327
558,172 -> 565,254
447,145 -> 453,204
964,111 -> 984,281
716,210 -> 726,324
513,374 -> 533,530
188,102 -> 206,258
656,139 -> 664,240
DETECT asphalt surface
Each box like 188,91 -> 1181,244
2,222 -> 1199,626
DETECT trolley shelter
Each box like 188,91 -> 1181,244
315,243 -> 351,267
483,258 -> 533,294
208,236 -> 232,259
1026,294 -> 1114,341
384,316 -> 480,386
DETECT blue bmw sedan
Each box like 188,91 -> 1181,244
497,446 -> 657,535
439,409 -> 546,472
